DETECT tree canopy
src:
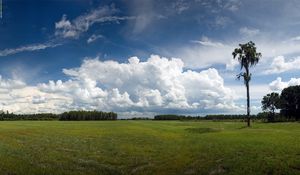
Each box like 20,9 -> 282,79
261,85 -> 300,121
280,85 -> 300,120
262,92 -> 281,113
261,92 -> 281,122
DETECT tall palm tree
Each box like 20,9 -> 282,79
232,41 -> 261,127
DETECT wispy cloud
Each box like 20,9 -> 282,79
177,36 -> 235,69
55,5 -> 135,39
239,27 -> 260,37
290,36 -> 300,41
171,0 -> 190,14
170,33 -> 300,71
195,0 -> 241,12
0,5 -> 135,57
87,34 -> 103,44
214,16 -> 232,28
191,36 -> 224,47
222,0 -> 241,12
0,42 -> 60,57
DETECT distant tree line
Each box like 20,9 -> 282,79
0,111 -> 59,120
131,117 -> 151,120
154,115 -> 186,120
256,112 -> 291,122
0,110 -> 117,121
153,114 -> 260,121
203,114 -> 258,121
59,110 -> 117,121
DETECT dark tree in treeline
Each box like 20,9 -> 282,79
280,85 -> 300,121
261,92 -> 281,122
262,85 -> 300,121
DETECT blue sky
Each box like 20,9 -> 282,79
1,0 -> 300,117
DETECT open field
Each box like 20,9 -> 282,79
0,121 -> 299,175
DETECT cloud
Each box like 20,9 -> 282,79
254,41 -> 300,63
55,5 -> 135,39
0,55 -> 257,116
195,0 -> 241,12
125,0 -> 240,34
178,36 -> 236,69
171,0 -> 190,14
0,77 -> 70,114
126,0 -> 168,34
188,36 -> 238,69
239,27 -> 260,37
32,96 -> 47,104
37,55 -> 240,115
223,0 -> 241,11
264,56 -> 300,74
191,36 -> 224,47
290,36 -> 300,41
214,16 -> 232,28
269,77 -> 300,91
0,5 -> 134,57
229,84 -> 270,100
87,34 -> 103,44
0,75 -> 26,92
0,43 -> 60,57
172,33 -> 300,71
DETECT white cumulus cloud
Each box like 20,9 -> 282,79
269,77 -> 300,91
0,75 -> 26,89
38,55 -> 240,114
0,55 -> 243,116
264,56 -> 300,74
0,82 -> 70,114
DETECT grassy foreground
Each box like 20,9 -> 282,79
0,121 -> 299,175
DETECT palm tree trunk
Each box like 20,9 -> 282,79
246,80 -> 250,127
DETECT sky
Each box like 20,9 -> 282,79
1,0 -> 300,118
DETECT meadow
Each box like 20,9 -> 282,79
0,121 -> 299,175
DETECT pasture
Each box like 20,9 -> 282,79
0,121 -> 299,174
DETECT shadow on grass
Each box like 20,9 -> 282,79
185,127 -> 221,134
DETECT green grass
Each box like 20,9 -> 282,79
0,121 -> 299,175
